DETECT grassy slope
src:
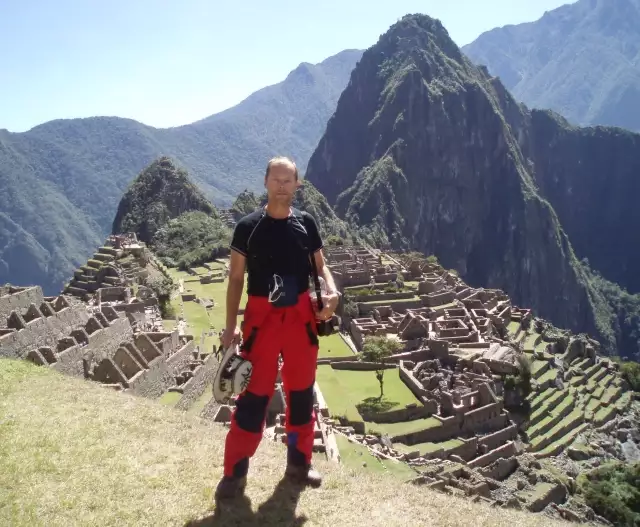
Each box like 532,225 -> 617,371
0,359 -> 569,527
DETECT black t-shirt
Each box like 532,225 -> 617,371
230,208 -> 324,297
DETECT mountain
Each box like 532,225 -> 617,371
112,156 -> 232,271
112,156 -> 216,243
305,14 -> 640,359
0,49 -> 363,294
462,0 -> 640,132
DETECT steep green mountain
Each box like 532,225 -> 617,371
462,0 -> 640,132
0,49 -> 362,294
112,156 -> 232,270
112,156 -> 216,243
305,14 -> 640,359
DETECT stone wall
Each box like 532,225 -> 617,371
175,352 -> 218,411
481,358 -> 519,375
460,402 -> 504,433
396,415 -> 461,444
98,287 -> 128,303
358,299 -> 424,315
448,437 -> 478,462
0,303 -> 89,359
330,361 -> 397,371
478,424 -> 518,452
82,317 -> 133,364
360,401 -> 436,424
0,286 -> 44,322
467,440 -> 518,468
400,361 -> 429,400
352,291 -> 416,303
478,456 -> 519,481
50,317 -> 134,377
130,339 -> 195,398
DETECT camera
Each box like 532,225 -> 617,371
316,315 -> 339,337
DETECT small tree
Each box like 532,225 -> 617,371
360,336 -> 403,399
343,298 -> 359,319
146,275 -> 176,319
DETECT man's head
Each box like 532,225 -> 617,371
264,156 -> 300,205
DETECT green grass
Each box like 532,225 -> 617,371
523,332 -> 540,351
531,360 -> 549,378
530,408 -> 583,451
316,365 -> 414,423
537,367 -> 558,386
164,263 -> 248,352
1,358 -> 567,527
158,391 -> 182,406
315,365 -> 440,436
186,389 -> 215,416
507,321 -> 520,335
318,333 -> 354,358
334,434 -> 416,480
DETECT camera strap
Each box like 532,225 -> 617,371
309,249 -> 324,311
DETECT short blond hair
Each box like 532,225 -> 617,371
264,156 -> 298,180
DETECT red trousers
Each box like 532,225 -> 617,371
223,291 -> 319,477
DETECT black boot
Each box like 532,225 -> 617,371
215,475 -> 247,500
284,463 -> 322,487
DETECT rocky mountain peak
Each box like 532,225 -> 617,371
305,12 -> 640,360
111,156 -> 216,243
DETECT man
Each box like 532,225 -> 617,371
215,156 -> 340,500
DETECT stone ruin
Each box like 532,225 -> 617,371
65,234 -> 150,301
0,237 -> 218,411
312,246 -> 639,522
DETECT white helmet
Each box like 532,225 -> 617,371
212,343 -> 253,404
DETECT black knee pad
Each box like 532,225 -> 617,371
234,391 -> 269,433
233,457 -> 249,478
289,384 -> 314,426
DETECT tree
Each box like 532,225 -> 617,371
619,360 -> 640,392
343,298 -> 359,319
359,336 -> 403,399
146,275 -> 176,319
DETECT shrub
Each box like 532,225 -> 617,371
579,462 -> 640,527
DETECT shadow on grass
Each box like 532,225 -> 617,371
184,477 -> 308,527
356,396 -> 399,415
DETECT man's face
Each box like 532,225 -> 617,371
265,162 -> 299,203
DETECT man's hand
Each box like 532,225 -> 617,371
313,292 -> 340,321
221,325 -> 241,350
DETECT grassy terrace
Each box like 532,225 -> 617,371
334,434 -> 416,480
315,365 -> 442,436
524,354 -> 631,457
507,320 -> 521,336
163,260 -> 247,348
318,333 -> 354,359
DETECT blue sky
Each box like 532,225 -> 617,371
0,0 -> 575,133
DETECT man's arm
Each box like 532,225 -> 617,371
226,250 -> 246,330
313,249 -> 337,294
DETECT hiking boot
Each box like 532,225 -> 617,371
214,475 -> 247,500
284,463 -> 322,487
